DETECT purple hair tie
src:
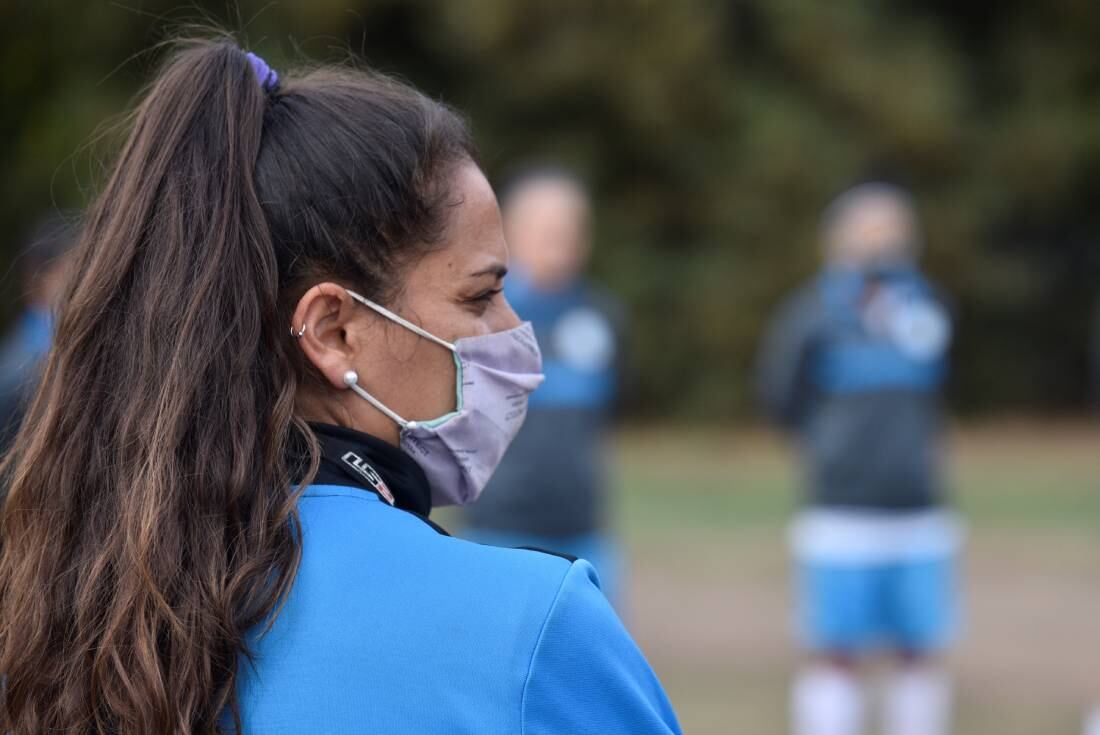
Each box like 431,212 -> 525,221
245,51 -> 279,92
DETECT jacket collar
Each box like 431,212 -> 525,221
306,422 -> 435,522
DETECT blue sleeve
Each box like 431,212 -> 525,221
521,561 -> 682,735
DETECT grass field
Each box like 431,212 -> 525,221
616,422 -> 1100,735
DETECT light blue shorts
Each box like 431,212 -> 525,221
796,556 -> 958,654
461,528 -> 624,610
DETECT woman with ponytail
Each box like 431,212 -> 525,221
0,38 -> 680,734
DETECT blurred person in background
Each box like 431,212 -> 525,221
1092,299 -> 1100,408
756,183 -> 960,735
461,167 -> 629,607
0,213 -> 75,454
1089,301 -> 1100,735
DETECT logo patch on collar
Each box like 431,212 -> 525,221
341,451 -> 396,505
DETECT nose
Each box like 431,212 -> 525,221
496,294 -> 522,332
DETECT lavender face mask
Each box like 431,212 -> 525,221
342,289 -> 544,506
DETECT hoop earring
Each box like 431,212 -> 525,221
291,324 -> 307,338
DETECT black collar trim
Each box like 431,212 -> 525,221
304,423 -> 447,535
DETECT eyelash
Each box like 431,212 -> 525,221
470,288 -> 502,303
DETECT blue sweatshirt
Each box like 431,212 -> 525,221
755,265 -> 952,510
0,308 -> 54,452
233,425 -> 680,734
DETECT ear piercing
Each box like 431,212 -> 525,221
291,324 -> 307,338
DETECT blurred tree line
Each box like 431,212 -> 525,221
2,0 -> 1099,420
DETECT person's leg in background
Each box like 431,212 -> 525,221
881,556 -> 958,735
1085,705 -> 1100,735
792,659 -> 866,735
792,562 -> 880,735
881,660 -> 951,735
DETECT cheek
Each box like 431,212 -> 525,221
362,321 -> 459,421
403,345 -> 458,420
435,302 -> 495,342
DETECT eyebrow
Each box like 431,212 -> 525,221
470,265 -> 508,279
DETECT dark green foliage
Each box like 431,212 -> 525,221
3,1 -> 1098,418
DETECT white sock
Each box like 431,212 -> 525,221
1084,706 -> 1100,735
882,668 -> 951,735
791,666 -> 865,735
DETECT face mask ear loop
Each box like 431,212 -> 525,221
343,370 -> 418,430
345,289 -> 456,352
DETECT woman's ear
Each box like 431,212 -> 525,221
291,283 -> 361,389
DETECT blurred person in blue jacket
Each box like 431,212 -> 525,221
756,183 -> 960,735
0,213 -> 75,454
462,166 -> 629,607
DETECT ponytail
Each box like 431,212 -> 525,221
0,28 -> 476,733
0,39 -> 309,733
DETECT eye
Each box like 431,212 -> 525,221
463,287 -> 502,314
470,288 -> 502,304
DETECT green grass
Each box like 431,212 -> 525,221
614,425 -> 1100,533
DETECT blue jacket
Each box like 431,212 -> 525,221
0,308 -> 54,452
755,265 -> 952,510
234,426 -> 680,734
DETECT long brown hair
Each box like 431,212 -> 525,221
0,37 -> 472,733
